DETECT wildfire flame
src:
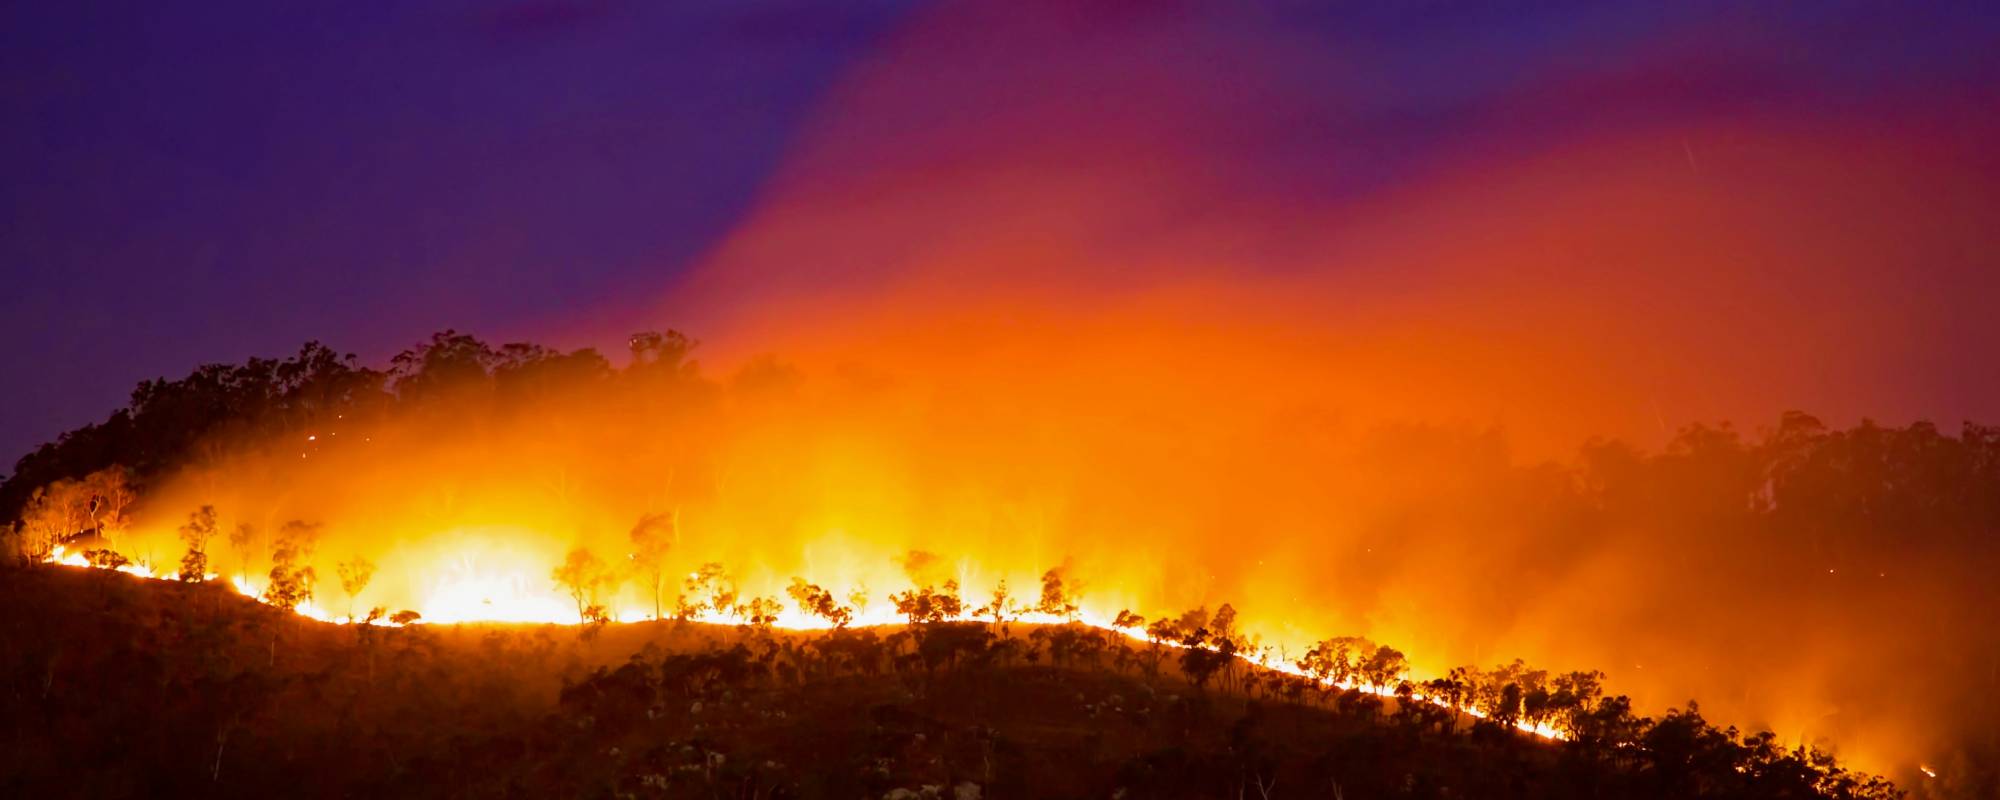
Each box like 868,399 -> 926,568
38,542 -> 1561,738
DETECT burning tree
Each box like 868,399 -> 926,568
627,511 -> 674,620
177,505 -> 220,582
83,466 -> 136,543
263,520 -> 320,612
1037,565 -> 1080,621
976,579 -> 1018,626
551,546 -> 611,624
681,562 -> 737,619
1297,636 -> 1372,689
739,596 -> 782,629
336,556 -> 376,620
786,577 -> 853,627
227,522 -> 259,587
1176,624 -> 1234,692
19,478 -> 88,560
1358,645 -> 1409,691
890,579 -> 965,625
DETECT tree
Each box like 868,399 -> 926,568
628,511 -> 674,620
890,579 -> 964,625
1177,626 -> 1231,691
683,562 -> 736,619
1492,682 -> 1525,730
551,546 -> 610,624
20,479 -> 89,560
1358,645 -> 1408,691
1549,670 -> 1607,736
264,520 -> 320,612
627,330 -> 698,373
1037,565 -> 1079,621
976,579 -> 1017,625
738,596 -> 782,629
1298,636 -> 1370,690
177,505 -> 220,582
336,556 -> 376,621
388,329 -> 498,402
227,523 -> 259,587
787,578 -> 853,628
83,466 -> 137,542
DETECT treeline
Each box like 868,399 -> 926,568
0,329 -> 698,526
9,329 -> 2000,563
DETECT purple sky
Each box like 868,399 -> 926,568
4,1 -> 1998,464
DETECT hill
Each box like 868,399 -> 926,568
1,563 -> 1895,799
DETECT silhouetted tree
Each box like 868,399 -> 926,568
1177,625 -> 1232,691
336,556 -> 375,620
786,578 -> 854,628
19,478 -> 88,559
1038,565 -> 1079,621
177,505 -> 220,582
627,511 -> 674,620
227,522 -> 258,587
552,546 -> 610,623
738,596 -> 782,630
682,562 -> 737,619
627,330 -> 698,374
388,329 -> 497,402
976,579 -> 1017,625
263,520 -> 320,611
82,466 -> 136,542
890,579 -> 965,625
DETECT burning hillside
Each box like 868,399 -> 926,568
5,328 -> 1996,796
7,2 -> 1999,798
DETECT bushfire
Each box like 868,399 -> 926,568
44,539 -> 1574,738
8,327 -> 1985,793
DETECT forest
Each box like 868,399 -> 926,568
6,329 -> 1999,797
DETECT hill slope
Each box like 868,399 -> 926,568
1,564 -> 1895,799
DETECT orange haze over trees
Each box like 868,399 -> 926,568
2,327 -> 1997,794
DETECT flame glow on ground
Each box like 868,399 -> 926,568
43,542 -> 1568,740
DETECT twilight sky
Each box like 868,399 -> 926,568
4,1 -> 1998,463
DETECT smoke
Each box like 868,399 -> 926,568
104,0 -> 2000,787
640,1 -> 1997,780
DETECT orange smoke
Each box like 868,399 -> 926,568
83,2 -> 1999,788
617,0 -> 2000,780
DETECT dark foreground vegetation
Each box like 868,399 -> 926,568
3,565 -> 1897,799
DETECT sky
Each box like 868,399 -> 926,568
5,0 -> 2000,463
